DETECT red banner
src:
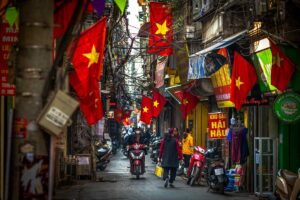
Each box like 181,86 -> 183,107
208,112 -> 227,139
0,18 -> 18,96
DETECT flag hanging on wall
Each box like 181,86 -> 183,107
152,89 -> 167,118
148,2 -> 173,56
140,96 -> 153,124
71,16 -> 107,81
230,51 -> 257,110
270,40 -> 295,91
180,92 -> 198,119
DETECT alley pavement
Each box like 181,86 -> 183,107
54,150 -> 257,200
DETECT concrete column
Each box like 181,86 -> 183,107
11,0 -> 53,199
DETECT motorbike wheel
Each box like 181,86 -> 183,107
99,165 -> 106,171
136,174 -> 140,179
190,167 -> 200,186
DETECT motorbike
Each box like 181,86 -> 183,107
128,143 -> 147,179
95,143 -> 112,171
205,147 -> 228,194
186,146 -> 206,186
149,136 -> 162,163
275,168 -> 300,200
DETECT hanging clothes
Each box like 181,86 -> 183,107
228,126 -> 249,164
240,128 -> 249,165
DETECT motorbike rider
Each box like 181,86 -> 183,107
127,127 -> 146,145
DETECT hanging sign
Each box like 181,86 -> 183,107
208,112 -> 228,139
211,64 -> 234,108
273,92 -> 300,123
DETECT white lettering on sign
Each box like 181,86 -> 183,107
45,107 -> 69,128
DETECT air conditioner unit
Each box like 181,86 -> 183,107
186,25 -> 196,39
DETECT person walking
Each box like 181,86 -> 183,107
158,128 -> 183,188
182,128 -> 194,175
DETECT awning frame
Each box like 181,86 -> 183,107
189,30 -> 248,57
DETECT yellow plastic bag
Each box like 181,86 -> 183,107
155,164 -> 163,178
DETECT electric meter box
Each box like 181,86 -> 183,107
37,90 -> 79,136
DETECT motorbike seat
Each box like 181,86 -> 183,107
282,169 -> 298,187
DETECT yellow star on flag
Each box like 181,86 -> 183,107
153,100 -> 159,108
117,112 -> 122,118
272,53 -> 283,67
83,44 -> 99,68
143,106 -> 149,113
183,98 -> 189,105
155,20 -> 169,36
235,76 -> 244,90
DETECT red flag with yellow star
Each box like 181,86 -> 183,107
270,40 -> 295,91
147,2 -> 173,56
152,89 -> 166,118
72,17 -> 106,84
114,108 -> 123,122
230,51 -> 257,110
180,92 -> 198,119
140,96 -> 153,124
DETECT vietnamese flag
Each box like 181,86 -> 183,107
140,96 -> 153,124
123,117 -> 132,126
123,110 -> 132,119
114,108 -> 123,122
180,92 -> 198,119
79,82 -> 103,125
71,16 -> 106,82
147,2 -> 173,56
270,40 -> 295,91
230,51 -> 257,110
152,89 -> 166,118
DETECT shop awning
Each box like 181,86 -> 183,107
165,79 -> 214,103
165,85 -> 183,104
189,30 -> 248,57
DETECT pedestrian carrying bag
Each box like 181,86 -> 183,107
155,164 -> 163,178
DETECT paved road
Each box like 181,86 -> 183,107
54,150 -> 257,200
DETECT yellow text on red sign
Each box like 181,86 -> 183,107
208,113 -> 227,139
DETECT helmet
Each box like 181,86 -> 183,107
195,146 -> 206,154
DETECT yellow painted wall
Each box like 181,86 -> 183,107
186,102 -> 208,147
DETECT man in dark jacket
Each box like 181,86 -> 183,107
158,128 -> 183,188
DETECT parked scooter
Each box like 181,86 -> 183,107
95,141 -> 112,171
205,147 -> 228,194
276,168 -> 300,200
149,136 -> 162,163
186,146 -> 206,186
122,128 -> 133,158
128,143 -> 147,179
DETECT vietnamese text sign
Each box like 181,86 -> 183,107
208,112 -> 227,139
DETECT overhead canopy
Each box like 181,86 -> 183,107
189,30 -> 248,57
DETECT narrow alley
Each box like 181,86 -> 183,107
53,151 -> 256,200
